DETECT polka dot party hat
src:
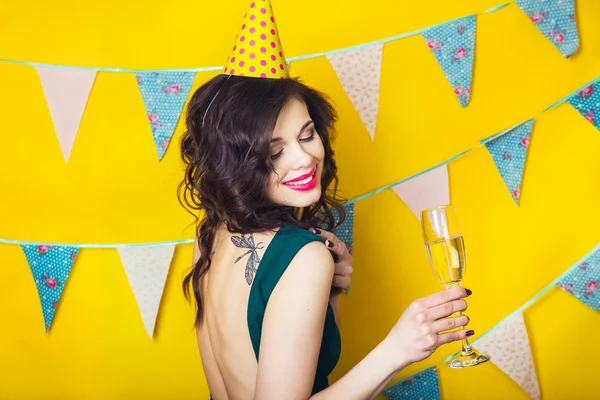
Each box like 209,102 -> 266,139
223,0 -> 289,79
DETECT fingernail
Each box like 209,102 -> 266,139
466,330 -> 475,337
326,240 -> 334,248
309,228 -> 316,234
314,229 -> 321,235
465,288 -> 472,296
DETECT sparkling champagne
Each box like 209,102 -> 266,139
425,234 -> 465,288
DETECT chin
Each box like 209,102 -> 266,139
292,192 -> 321,208
271,185 -> 322,208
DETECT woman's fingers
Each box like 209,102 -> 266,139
431,315 -> 470,334
436,328 -> 475,346
427,299 -> 468,321
418,287 -> 471,309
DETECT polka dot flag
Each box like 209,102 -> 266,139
135,71 -> 196,160
482,119 -> 534,206
421,16 -> 476,107
557,246 -> 600,312
383,367 -> 441,400
516,0 -> 579,58
567,83 -> 600,133
20,244 -> 80,332
333,203 -> 354,253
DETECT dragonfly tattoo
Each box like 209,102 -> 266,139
231,233 -> 265,285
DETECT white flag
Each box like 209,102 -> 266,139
476,313 -> 540,400
117,245 -> 175,338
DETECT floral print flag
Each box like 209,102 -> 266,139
557,246 -> 600,312
516,0 -> 579,58
135,71 -> 196,160
21,244 -> 80,332
421,16 -> 476,107
482,119 -> 534,205
567,83 -> 600,132
383,367 -> 440,400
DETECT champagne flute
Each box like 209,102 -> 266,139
420,205 -> 490,368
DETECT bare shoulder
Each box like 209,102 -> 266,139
278,239 -> 334,292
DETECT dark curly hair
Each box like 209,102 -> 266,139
178,74 -> 346,327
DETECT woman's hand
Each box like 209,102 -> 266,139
386,287 -> 473,367
310,228 -> 352,296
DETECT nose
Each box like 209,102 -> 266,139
289,142 -> 313,170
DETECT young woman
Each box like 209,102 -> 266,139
179,75 -> 473,399
178,2 -> 473,399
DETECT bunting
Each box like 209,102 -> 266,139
567,84 -> 599,132
391,165 -> 450,220
483,119 -> 534,205
557,247 -> 600,311
326,44 -> 384,141
21,244 -> 80,332
421,16 -> 476,107
515,0 -> 579,58
117,245 -> 176,338
475,313 -> 541,400
135,71 -> 196,160
35,66 -> 96,163
333,203 -> 355,253
383,367 -> 440,400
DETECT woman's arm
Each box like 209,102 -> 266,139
254,240 -> 472,400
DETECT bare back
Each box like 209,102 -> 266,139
194,227 -> 277,400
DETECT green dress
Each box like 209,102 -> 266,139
247,224 -> 342,395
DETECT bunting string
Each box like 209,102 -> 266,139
0,2 -> 513,73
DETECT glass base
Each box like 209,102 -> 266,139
448,347 -> 490,368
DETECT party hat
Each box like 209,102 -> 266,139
223,0 -> 289,79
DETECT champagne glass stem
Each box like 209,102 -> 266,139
457,310 -> 473,355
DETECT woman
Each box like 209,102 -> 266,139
178,2 -> 473,399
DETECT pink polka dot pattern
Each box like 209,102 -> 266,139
475,313 -> 541,400
326,43 -> 384,141
222,0 -> 288,79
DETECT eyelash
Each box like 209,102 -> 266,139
271,129 -> 316,160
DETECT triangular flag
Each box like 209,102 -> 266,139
21,244 -> 80,332
223,0 -> 289,79
422,16 -> 476,107
117,244 -> 175,338
332,203 -> 355,253
566,83 -> 600,132
516,0 -> 579,58
483,119 -> 534,205
326,43 -> 384,140
392,165 -> 450,220
35,66 -> 96,163
135,71 -> 196,160
557,246 -> 600,311
475,313 -> 540,400
383,367 -> 440,400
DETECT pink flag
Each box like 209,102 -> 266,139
35,66 -> 96,163
392,165 -> 450,219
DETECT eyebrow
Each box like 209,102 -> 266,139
271,120 -> 314,143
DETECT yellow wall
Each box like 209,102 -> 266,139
1,0 -> 600,398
